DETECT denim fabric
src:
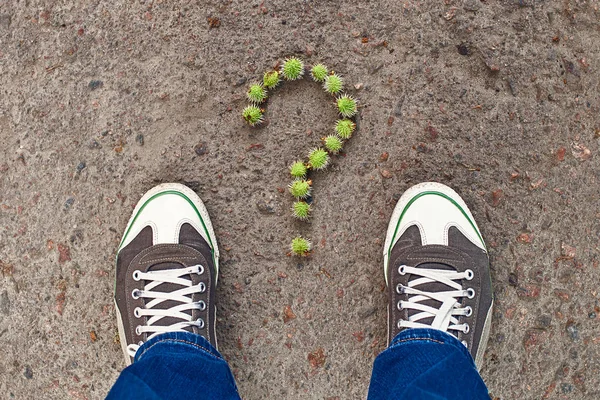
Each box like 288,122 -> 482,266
106,331 -> 240,400
367,328 -> 489,400
107,328 -> 488,400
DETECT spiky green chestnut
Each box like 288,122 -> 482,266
292,201 -> 311,220
242,105 -> 264,126
290,236 -> 311,256
263,70 -> 280,89
311,64 -> 328,82
289,179 -> 312,199
324,135 -> 343,154
323,74 -> 343,95
308,148 -> 329,170
337,95 -> 358,117
289,161 -> 308,178
281,57 -> 304,80
247,83 -> 267,103
335,119 -> 356,139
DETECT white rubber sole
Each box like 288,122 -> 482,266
115,299 -> 130,366
475,300 -> 494,371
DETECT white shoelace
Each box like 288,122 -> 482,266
127,264 -> 207,357
396,264 -> 474,342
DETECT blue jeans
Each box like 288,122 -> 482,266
107,329 -> 489,399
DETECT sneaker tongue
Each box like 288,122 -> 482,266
407,262 -> 458,326
145,261 -> 198,332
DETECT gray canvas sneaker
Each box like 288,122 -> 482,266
383,182 -> 493,370
114,183 -> 220,365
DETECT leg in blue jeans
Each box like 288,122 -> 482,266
367,328 -> 489,400
107,332 -> 240,400
107,328 -> 487,400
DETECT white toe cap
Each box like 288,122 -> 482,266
384,182 -> 486,270
118,184 -> 218,257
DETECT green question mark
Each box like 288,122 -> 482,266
242,57 -> 358,256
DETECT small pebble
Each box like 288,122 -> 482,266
88,139 -> 101,149
569,348 -> 578,360
457,43 -> 471,56
23,366 -> 33,379
76,161 -> 86,173
136,134 -> 144,146
588,311 -> 596,319
536,314 -> 552,328
64,197 -> 75,211
393,99 -> 403,117
508,79 -> 517,96
380,169 -> 392,179
415,143 -> 429,153
88,80 -> 104,90
194,143 -> 208,156
560,383 -> 573,394
495,333 -> 505,343
566,322 -> 580,341
296,263 -> 304,271
256,199 -> 275,214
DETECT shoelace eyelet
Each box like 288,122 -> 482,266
466,288 -> 475,299
196,265 -> 205,275
398,265 -> 407,275
461,340 -> 468,348
198,300 -> 206,311
133,270 -> 141,281
397,301 -> 403,311
396,284 -> 405,295
397,321 -> 402,329
197,318 -> 205,329
463,324 -> 470,334
135,326 -> 142,335
198,282 -> 206,293
131,289 -> 141,299
134,307 -> 142,318
464,306 -> 473,317
465,269 -> 474,281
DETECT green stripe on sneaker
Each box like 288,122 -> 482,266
386,191 -> 485,262
116,190 -> 217,271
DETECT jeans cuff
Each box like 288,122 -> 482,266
134,331 -> 222,363
389,328 -> 474,363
